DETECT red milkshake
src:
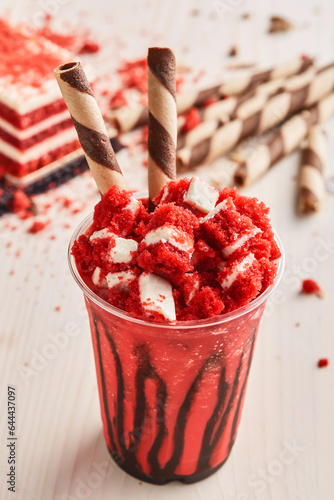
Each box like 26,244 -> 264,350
68,178 -> 284,484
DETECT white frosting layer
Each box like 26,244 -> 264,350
92,267 -> 107,288
184,176 -> 219,214
106,271 -> 136,289
125,197 -> 141,215
0,110 -> 71,140
109,238 -> 138,263
90,228 -> 113,241
0,127 -> 78,163
144,225 -> 194,254
220,253 -> 255,290
201,199 -> 231,222
90,229 -> 137,263
139,273 -> 176,321
222,228 -> 261,258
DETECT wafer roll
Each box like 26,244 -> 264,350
109,57 -> 313,134
177,63 -> 334,171
147,48 -> 177,203
234,93 -> 334,186
55,62 -> 126,194
298,125 -> 327,213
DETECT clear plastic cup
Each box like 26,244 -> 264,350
68,212 -> 284,484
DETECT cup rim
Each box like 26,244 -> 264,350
68,212 -> 285,330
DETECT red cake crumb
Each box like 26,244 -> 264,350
301,279 -> 321,295
118,58 -> 148,94
318,358 -> 329,368
12,190 -> 31,213
72,178 -> 280,322
182,107 -> 201,133
109,89 -> 128,109
55,305 -> 61,311
79,40 -> 100,54
28,220 -> 49,234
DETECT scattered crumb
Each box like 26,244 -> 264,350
295,322 -> 300,327
268,16 -> 294,34
9,270 -> 15,276
182,107 -> 202,133
12,190 -> 32,213
190,8 -> 200,17
318,358 -> 329,368
228,45 -> 238,57
79,40 -> 100,54
240,12 -> 251,20
55,306 -> 61,311
301,279 -> 324,298
28,220 -> 49,234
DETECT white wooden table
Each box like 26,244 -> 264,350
0,0 -> 333,499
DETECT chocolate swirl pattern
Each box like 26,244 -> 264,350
177,63 -> 334,171
147,48 -> 177,203
54,62 -> 126,194
90,307 -> 258,484
234,93 -> 334,187
298,125 -> 327,213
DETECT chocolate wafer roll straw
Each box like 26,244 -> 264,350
147,47 -> 177,202
233,93 -> 334,187
177,62 -> 334,171
108,57 -> 313,134
55,62 -> 126,194
298,125 -> 327,213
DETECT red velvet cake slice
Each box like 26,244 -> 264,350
0,18 -> 88,178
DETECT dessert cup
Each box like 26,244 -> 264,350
68,211 -> 284,484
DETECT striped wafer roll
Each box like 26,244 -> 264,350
233,93 -> 334,187
54,62 -> 126,194
147,47 -> 177,202
177,63 -> 334,171
298,126 -> 327,213
108,57 -> 313,134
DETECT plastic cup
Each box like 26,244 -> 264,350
68,212 -> 284,484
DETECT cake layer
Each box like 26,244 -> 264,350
0,117 -> 73,150
0,98 -> 68,130
0,127 -> 78,163
0,109 -> 71,139
0,139 -> 80,177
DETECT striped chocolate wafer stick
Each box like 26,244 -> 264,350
298,125 -> 327,213
109,57 -> 313,134
233,93 -> 334,187
177,62 -> 334,171
147,47 -> 177,203
54,62 -> 126,194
